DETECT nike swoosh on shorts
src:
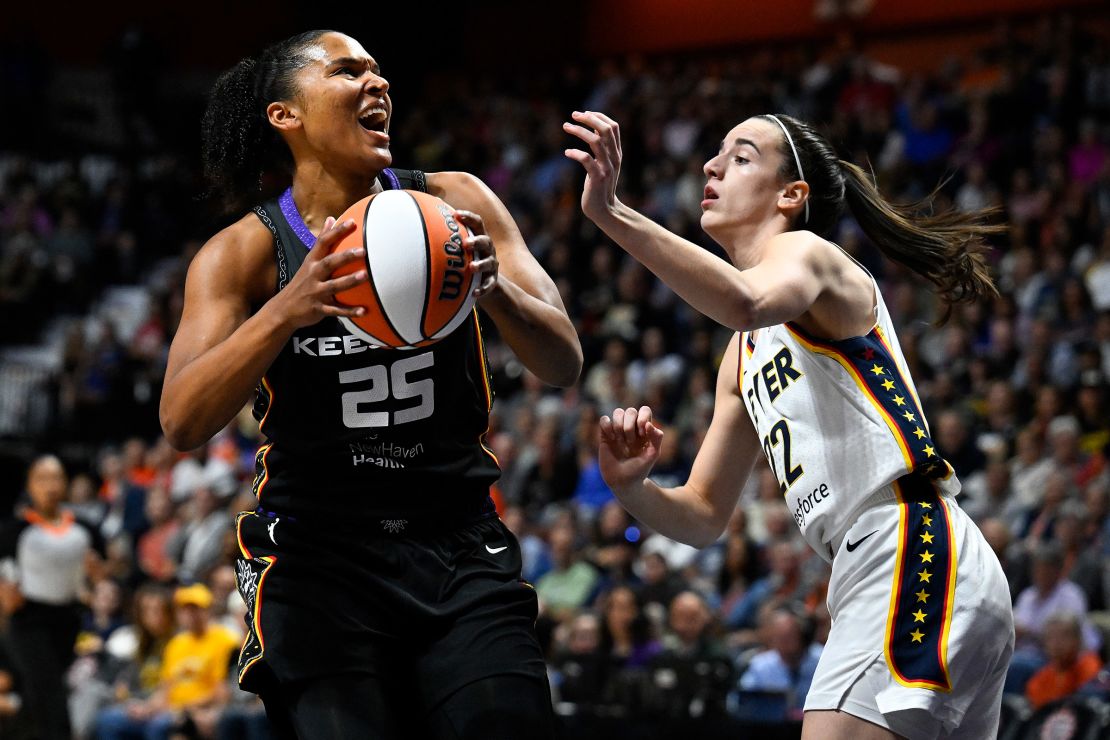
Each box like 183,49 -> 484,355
846,530 -> 879,552
485,545 -> 508,554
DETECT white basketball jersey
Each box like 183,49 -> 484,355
738,279 -> 960,561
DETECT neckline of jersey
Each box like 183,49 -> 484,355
279,169 -> 403,253
278,187 -> 317,251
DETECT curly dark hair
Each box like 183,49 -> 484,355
200,30 -> 335,214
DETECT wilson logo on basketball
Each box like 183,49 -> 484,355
330,190 -> 480,349
437,204 -> 466,301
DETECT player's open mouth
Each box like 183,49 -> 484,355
358,108 -> 389,134
701,185 -> 719,208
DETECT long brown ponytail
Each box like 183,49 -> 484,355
839,160 -> 1001,318
759,114 -> 1002,321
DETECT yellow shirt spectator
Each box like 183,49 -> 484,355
161,623 -> 240,708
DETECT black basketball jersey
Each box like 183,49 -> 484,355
248,169 -> 500,521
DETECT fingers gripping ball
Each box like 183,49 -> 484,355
331,190 -> 480,349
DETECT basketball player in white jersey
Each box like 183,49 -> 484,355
564,110 -> 1014,739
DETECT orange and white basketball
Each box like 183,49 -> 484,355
330,190 -> 480,349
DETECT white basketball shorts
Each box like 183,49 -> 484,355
804,476 -> 1015,739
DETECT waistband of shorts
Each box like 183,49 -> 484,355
826,476 -> 957,557
252,495 -> 497,538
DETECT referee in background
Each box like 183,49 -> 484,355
0,455 -> 103,740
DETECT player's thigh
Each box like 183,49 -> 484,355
429,674 -> 555,740
802,709 -> 905,740
281,672 -> 415,740
415,521 -> 548,709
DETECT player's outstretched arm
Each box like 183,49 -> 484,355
600,335 -> 760,547
431,172 -> 583,387
564,111 -> 834,332
159,217 -> 368,451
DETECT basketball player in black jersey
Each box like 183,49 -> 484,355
159,30 -> 581,740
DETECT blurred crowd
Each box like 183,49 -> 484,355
1,11 -> 1110,739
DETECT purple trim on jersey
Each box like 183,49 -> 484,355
279,187 -> 317,250
382,168 -> 402,191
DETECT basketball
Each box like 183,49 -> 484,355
330,189 -> 480,349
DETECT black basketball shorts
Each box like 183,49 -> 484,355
233,508 -> 547,709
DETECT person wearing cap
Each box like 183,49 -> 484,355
94,583 -> 240,740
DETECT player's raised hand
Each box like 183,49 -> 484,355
598,405 -> 665,494
274,216 -> 369,329
563,110 -> 623,222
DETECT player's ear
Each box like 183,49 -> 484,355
778,180 -> 810,219
267,101 -> 301,132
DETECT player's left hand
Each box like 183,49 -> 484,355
453,210 -> 499,298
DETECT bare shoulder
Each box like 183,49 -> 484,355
765,230 -> 833,267
426,171 -> 496,211
769,230 -> 873,338
188,212 -> 277,305
768,230 -> 869,284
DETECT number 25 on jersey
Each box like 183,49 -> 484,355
338,351 -> 435,428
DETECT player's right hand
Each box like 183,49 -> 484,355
274,216 -> 369,330
563,110 -> 624,223
598,405 -> 664,493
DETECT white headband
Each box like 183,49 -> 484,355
765,114 -> 809,225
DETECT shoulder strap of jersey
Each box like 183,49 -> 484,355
377,168 -> 428,193
252,201 -> 292,291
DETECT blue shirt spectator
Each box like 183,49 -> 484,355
739,610 -> 823,711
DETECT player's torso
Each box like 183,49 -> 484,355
248,178 -> 499,518
738,287 -> 958,558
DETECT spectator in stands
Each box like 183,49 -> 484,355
571,405 -> 617,514
1054,501 -> 1104,610
169,445 -> 236,505
96,448 -> 148,544
725,540 -> 807,631
136,486 -> 179,582
636,550 -> 685,618
80,577 -> 127,648
550,612 -> 605,705
69,473 -> 107,530
71,584 -> 175,738
961,456 -> 1024,528
516,421 -> 579,515
1010,425 -> 1054,513
94,583 -> 239,739
738,608 -> 822,713
584,501 -> 637,587
660,591 -> 727,662
167,486 -> 227,585
1019,470 -> 1072,545
500,505 -> 552,585
1025,612 -> 1104,709
106,585 -> 176,700
598,585 -> 661,671
1046,415 -> 1088,489
536,523 -> 600,618
980,517 -> 1030,601
1014,542 -> 1100,659
206,565 -> 242,638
